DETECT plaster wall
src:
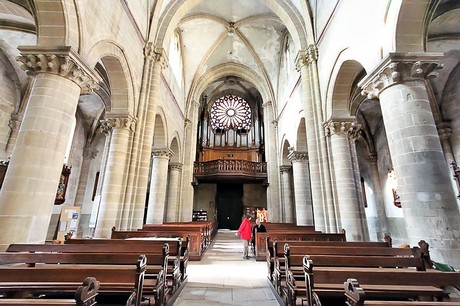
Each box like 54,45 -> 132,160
243,184 -> 267,209
277,84 -> 303,152
76,1 -> 144,100
158,75 -> 185,153
316,0 -> 389,113
194,184 -> 217,221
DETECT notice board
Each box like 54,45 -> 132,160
57,205 -> 80,241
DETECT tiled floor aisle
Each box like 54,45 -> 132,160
172,230 -> 281,306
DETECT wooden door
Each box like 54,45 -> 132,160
216,184 -> 243,230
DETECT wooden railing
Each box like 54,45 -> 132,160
193,159 -> 267,182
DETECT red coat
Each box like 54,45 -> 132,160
237,218 -> 252,240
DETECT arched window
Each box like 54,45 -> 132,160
210,95 -> 251,130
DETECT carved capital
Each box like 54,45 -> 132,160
295,45 -> 318,71
8,114 -> 21,130
144,43 -> 168,69
366,154 -> 378,164
360,53 -> 443,99
324,118 -> 361,138
262,101 -> 272,109
287,150 -> 309,163
184,118 -> 192,128
101,114 -> 137,133
169,162 -> 183,171
16,46 -> 101,94
437,122 -> 452,140
152,149 -> 173,158
279,165 -> 292,173
83,148 -> 99,159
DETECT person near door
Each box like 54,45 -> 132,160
236,213 -> 252,259
251,219 -> 267,255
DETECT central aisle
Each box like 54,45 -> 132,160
173,230 -> 281,305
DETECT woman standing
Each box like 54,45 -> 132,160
236,214 -> 252,259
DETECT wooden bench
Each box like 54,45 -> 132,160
0,276 -> 99,305
5,244 -> 169,305
111,228 -> 204,261
344,278 -> 460,306
255,230 -> 346,261
142,221 -> 218,249
0,255 -> 147,306
287,255 -> 460,306
266,236 -> 393,286
64,237 -> 189,284
277,240 -> 428,304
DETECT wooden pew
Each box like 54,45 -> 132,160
344,278 -> 460,306
111,228 -> 203,261
267,237 -> 394,293
287,255 -> 460,306
255,230 -> 346,261
64,237 -> 189,284
0,276 -> 99,305
0,255 -> 147,306
5,240 -> 172,303
141,221 -> 217,254
281,241 -> 429,303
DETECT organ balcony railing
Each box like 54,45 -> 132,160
193,159 -> 267,184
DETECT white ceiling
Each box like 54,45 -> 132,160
176,0 -> 287,106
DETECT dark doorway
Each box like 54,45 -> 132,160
216,184 -> 244,230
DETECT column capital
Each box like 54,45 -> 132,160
152,148 -> 174,158
359,53 -> 443,99
184,118 -> 192,128
16,46 -> 101,94
295,45 -> 318,71
8,114 -> 21,130
83,148 -> 99,159
324,117 -> 361,137
279,165 -> 292,173
287,149 -> 308,163
262,101 -> 272,109
366,154 -> 378,164
437,122 -> 452,140
144,43 -> 169,69
169,162 -> 183,171
101,113 -> 137,133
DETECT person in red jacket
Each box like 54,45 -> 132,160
236,213 -> 252,259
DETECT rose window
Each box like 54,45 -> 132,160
210,95 -> 251,130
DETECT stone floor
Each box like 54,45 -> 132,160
172,229 -> 281,306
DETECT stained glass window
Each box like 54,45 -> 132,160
210,95 -> 251,130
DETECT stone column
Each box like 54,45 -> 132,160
361,53 -> 460,267
0,47 -> 99,249
180,102 -> 200,221
74,148 -> 98,207
437,123 -> 455,164
366,154 -> 389,241
296,47 -> 329,231
288,150 -> 314,225
130,45 -> 169,229
146,149 -> 172,224
325,118 -> 364,241
166,163 -> 182,222
279,165 -> 294,223
262,102 -> 281,222
94,114 -> 136,237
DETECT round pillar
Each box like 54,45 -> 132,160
362,53 -> 460,267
